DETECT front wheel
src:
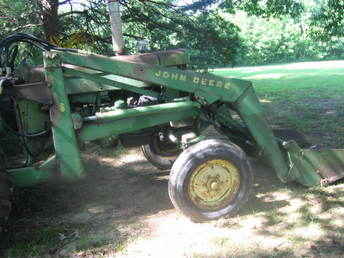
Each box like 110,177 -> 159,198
168,139 -> 253,222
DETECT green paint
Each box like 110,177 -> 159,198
16,99 -> 48,134
64,67 -> 159,98
8,50 -> 344,188
234,87 -> 292,183
58,50 -> 251,103
43,52 -> 85,181
282,141 -> 321,186
79,101 -> 200,141
281,141 -> 344,186
8,156 -> 56,187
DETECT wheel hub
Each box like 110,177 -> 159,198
188,159 -> 240,211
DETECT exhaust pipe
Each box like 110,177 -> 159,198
107,0 -> 124,54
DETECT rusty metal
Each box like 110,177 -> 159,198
112,49 -> 188,66
188,159 -> 240,211
303,149 -> 344,184
12,82 -> 52,104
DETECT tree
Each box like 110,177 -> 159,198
179,0 -> 304,17
0,0 -> 245,64
309,0 -> 344,40
39,0 -> 59,40
1,0 -> 342,66
0,0 -> 42,36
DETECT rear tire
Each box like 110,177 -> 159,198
168,139 -> 253,222
141,133 -> 181,170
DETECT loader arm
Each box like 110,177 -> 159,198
49,50 -> 308,185
6,49 -> 326,187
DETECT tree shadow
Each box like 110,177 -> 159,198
215,161 -> 344,257
3,152 -> 344,257
4,152 -> 173,256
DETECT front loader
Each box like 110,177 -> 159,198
0,32 -> 343,232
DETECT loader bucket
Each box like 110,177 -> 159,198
283,141 -> 344,186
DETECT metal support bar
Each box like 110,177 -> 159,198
78,101 -> 200,141
58,50 -> 251,104
8,156 -> 57,187
63,67 -> 159,98
43,52 -> 85,180
234,87 -> 292,182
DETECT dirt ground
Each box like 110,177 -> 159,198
2,144 -> 344,257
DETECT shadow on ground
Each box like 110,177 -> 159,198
2,146 -> 344,257
3,147 -> 173,257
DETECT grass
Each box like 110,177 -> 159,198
5,223 -> 88,257
212,60 -> 344,148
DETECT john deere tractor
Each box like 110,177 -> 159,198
0,1 -> 343,238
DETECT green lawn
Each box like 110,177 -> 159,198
212,60 -> 344,148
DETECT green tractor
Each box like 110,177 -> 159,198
0,1 -> 343,238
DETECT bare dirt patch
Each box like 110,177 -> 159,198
2,145 -> 344,257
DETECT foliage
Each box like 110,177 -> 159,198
120,1 -> 242,66
225,0 -> 344,66
179,0 -> 304,17
225,0 -> 304,17
0,0 -> 244,65
309,0 -> 344,41
0,0 -> 41,37
0,0 -> 343,66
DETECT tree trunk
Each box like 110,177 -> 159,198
38,0 -> 59,41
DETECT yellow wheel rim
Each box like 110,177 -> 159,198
188,159 -> 240,211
